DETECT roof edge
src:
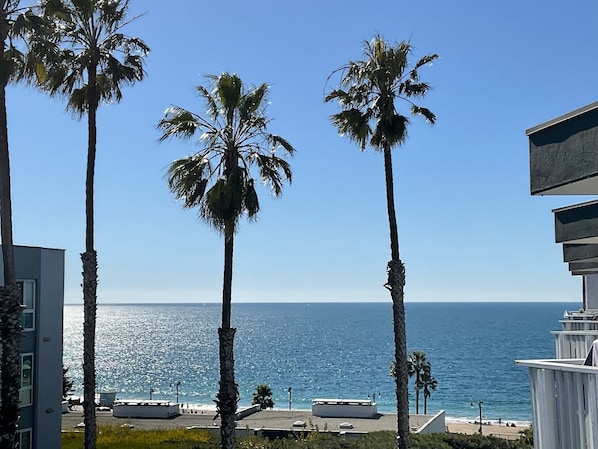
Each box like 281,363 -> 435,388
526,100 -> 598,136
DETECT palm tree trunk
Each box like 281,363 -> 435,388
81,250 -> 97,449
82,66 -> 98,449
217,223 -> 238,449
415,389 -> 419,414
383,146 -> 410,449
424,396 -> 427,415
0,60 -> 20,449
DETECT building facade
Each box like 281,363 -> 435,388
518,101 -> 598,449
0,245 -> 65,449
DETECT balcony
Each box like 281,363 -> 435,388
515,358 -> 598,449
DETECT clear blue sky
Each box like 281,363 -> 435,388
6,0 -> 597,304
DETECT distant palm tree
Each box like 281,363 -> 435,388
62,365 -> 75,400
39,1 -> 148,448
421,371 -> 437,415
0,3 -> 49,447
252,384 -> 275,409
157,72 -> 294,449
325,34 -> 437,449
408,350 -> 430,414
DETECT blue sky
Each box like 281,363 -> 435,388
6,0 -> 597,304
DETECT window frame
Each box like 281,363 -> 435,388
19,353 -> 33,407
18,427 -> 32,449
17,280 -> 36,332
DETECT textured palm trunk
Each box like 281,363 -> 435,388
217,223 -> 238,449
82,65 -> 98,449
0,287 -> 20,449
0,50 -> 20,449
81,250 -> 97,449
218,327 -> 237,449
415,389 -> 419,414
383,147 -> 410,449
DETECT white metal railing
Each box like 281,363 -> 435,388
552,331 -> 598,358
516,359 -> 598,449
559,319 -> 598,331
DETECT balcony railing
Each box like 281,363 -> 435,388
552,330 -> 598,358
516,358 -> 598,449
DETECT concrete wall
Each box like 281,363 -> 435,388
411,410 -> 446,435
585,274 -> 598,311
528,102 -> 598,195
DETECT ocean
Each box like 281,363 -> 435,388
62,302 -> 575,424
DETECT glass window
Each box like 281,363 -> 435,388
18,428 -> 31,449
19,353 -> 33,407
17,280 -> 35,331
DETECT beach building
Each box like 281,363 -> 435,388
517,101 -> 598,449
0,245 -> 65,449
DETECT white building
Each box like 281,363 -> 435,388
517,101 -> 598,449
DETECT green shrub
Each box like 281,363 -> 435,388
62,427 -> 533,449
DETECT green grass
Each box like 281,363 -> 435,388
61,426 -> 218,449
62,426 -> 533,449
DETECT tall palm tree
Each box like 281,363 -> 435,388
157,72 -> 294,449
325,34 -> 437,449
407,350 -> 430,414
39,1 -> 148,448
0,3 -> 49,447
421,371 -> 437,415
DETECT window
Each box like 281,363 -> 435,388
17,280 -> 35,331
18,428 -> 31,449
19,353 -> 33,407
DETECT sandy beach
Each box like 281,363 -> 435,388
62,408 -> 526,440
445,421 -> 524,440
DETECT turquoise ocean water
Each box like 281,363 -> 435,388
63,302 -> 575,424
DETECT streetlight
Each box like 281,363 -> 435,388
368,392 -> 380,404
471,401 -> 483,434
149,387 -> 155,400
170,381 -> 181,404
287,387 -> 292,410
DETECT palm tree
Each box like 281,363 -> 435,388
39,2 -> 148,448
251,383 -> 275,409
0,3 -> 49,447
408,350 -> 430,414
420,371 -> 437,415
157,72 -> 295,449
325,34 -> 437,449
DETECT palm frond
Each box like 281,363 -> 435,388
239,82 -> 267,121
400,80 -> 431,97
244,179 -> 259,219
410,105 -> 436,125
252,154 -> 285,196
268,134 -> 296,156
330,109 -> 371,150
215,73 -> 242,117
196,85 -> 219,118
409,53 -> 438,80
157,107 -> 200,141
166,155 -> 212,209
66,85 -> 87,116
